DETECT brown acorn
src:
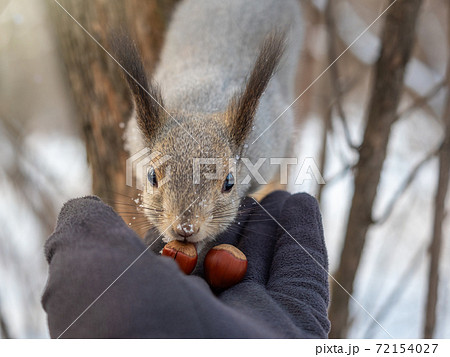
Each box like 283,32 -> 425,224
162,240 -> 198,274
204,244 -> 248,289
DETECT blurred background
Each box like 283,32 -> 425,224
0,0 -> 449,338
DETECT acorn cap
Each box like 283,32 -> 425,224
162,240 -> 198,274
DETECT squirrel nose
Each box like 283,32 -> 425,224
174,222 -> 198,238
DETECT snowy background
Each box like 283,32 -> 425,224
0,0 -> 449,338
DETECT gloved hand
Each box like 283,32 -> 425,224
42,191 -> 330,338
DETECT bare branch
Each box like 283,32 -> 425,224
363,243 -> 425,338
324,162 -> 356,187
373,143 -> 442,225
325,0 -> 359,151
0,116 -> 60,235
397,80 -> 446,120
317,93 -> 332,203
0,307 -> 11,339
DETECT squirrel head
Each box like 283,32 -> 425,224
114,32 -> 285,245
139,114 -> 239,244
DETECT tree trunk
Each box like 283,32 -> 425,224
329,0 -> 423,338
423,4 -> 450,338
0,310 -> 11,339
423,137 -> 449,338
48,0 -> 178,229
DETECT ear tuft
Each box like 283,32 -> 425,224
227,32 -> 286,148
110,31 -> 165,142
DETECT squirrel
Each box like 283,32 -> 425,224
116,0 -> 303,250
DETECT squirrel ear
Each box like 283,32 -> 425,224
111,32 -> 166,142
226,32 -> 285,148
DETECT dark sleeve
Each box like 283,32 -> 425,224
41,196 -> 277,338
267,193 -> 330,337
218,192 -> 330,338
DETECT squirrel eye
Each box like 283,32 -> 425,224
147,166 -> 158,187
222,172 -> 234,193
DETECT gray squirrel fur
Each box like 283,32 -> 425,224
121,0 -> 303,247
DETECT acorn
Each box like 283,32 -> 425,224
204,244 -> 248,289
162,240 -> 198,274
